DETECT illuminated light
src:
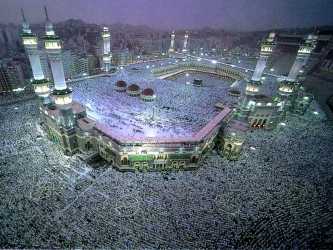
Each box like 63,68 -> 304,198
246,85 -> 259,93
13,87 -> 25,92
279,122 -> 286,126
279,86 -> 293,93
256,102 -> 262,106
45,40 -> 61,50
313,111 -> 319,115
270,68 -> 275,72
34,85 -> 50,94
200,53 -> 204,56
23,37 -> 37,45
238,60 -> 241,63
137,56 -> 141,59
266,102 -> 272,106
186,73 -> 189,77
102,33 -> 110,38
186,81 -> 190,85
46,30 -> 55,36
54,95 -> 72,105
14,107 -> 18,110
250,146 -> 256,150
231,132 -> 236,136
211,60 -> 217,64
197,58 -> 202,62
303,96 -> 309,101
261,76 -> 266,80
146,65 -> 150,69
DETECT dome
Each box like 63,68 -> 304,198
116,80 -> 127,88
127,84 -> 141,96
141,88 -> 154,96
127,84 -> 140,91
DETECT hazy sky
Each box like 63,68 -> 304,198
1,0 -> 333,31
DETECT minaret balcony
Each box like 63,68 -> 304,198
53,88 -> 73,106
32,79 -> 50,96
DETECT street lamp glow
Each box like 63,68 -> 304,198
211,60 -> 217,64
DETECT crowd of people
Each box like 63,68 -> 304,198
71,68 -> 237,138
0,92 -> 332,248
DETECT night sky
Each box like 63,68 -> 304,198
1,0 -> 333,31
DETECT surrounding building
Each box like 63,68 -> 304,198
0,65 -> 11,92
0,60 -> 26,92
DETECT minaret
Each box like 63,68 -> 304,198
241,32 -> 276,111
169,31 -> 175,53
278,34 -> 317,108
43,6 -> 74,129
245,32 -> 276,96
20,8 -> 50,105
102,27 -> 112,72
252,32 -> 276,82
287,34 -> 317,81
182,31 -> 189,53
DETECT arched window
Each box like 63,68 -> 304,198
85,141 -> 92,151
121,157 -> 128,165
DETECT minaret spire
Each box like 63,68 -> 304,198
44,5 -> 49,21
43,6 -> 55,36
20,8 -> 31,34
21,8 -> 26,22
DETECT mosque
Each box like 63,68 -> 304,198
20,7 -> 317,171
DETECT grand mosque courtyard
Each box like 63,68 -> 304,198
71,66 -> 238,139
0,94 -> 332,248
